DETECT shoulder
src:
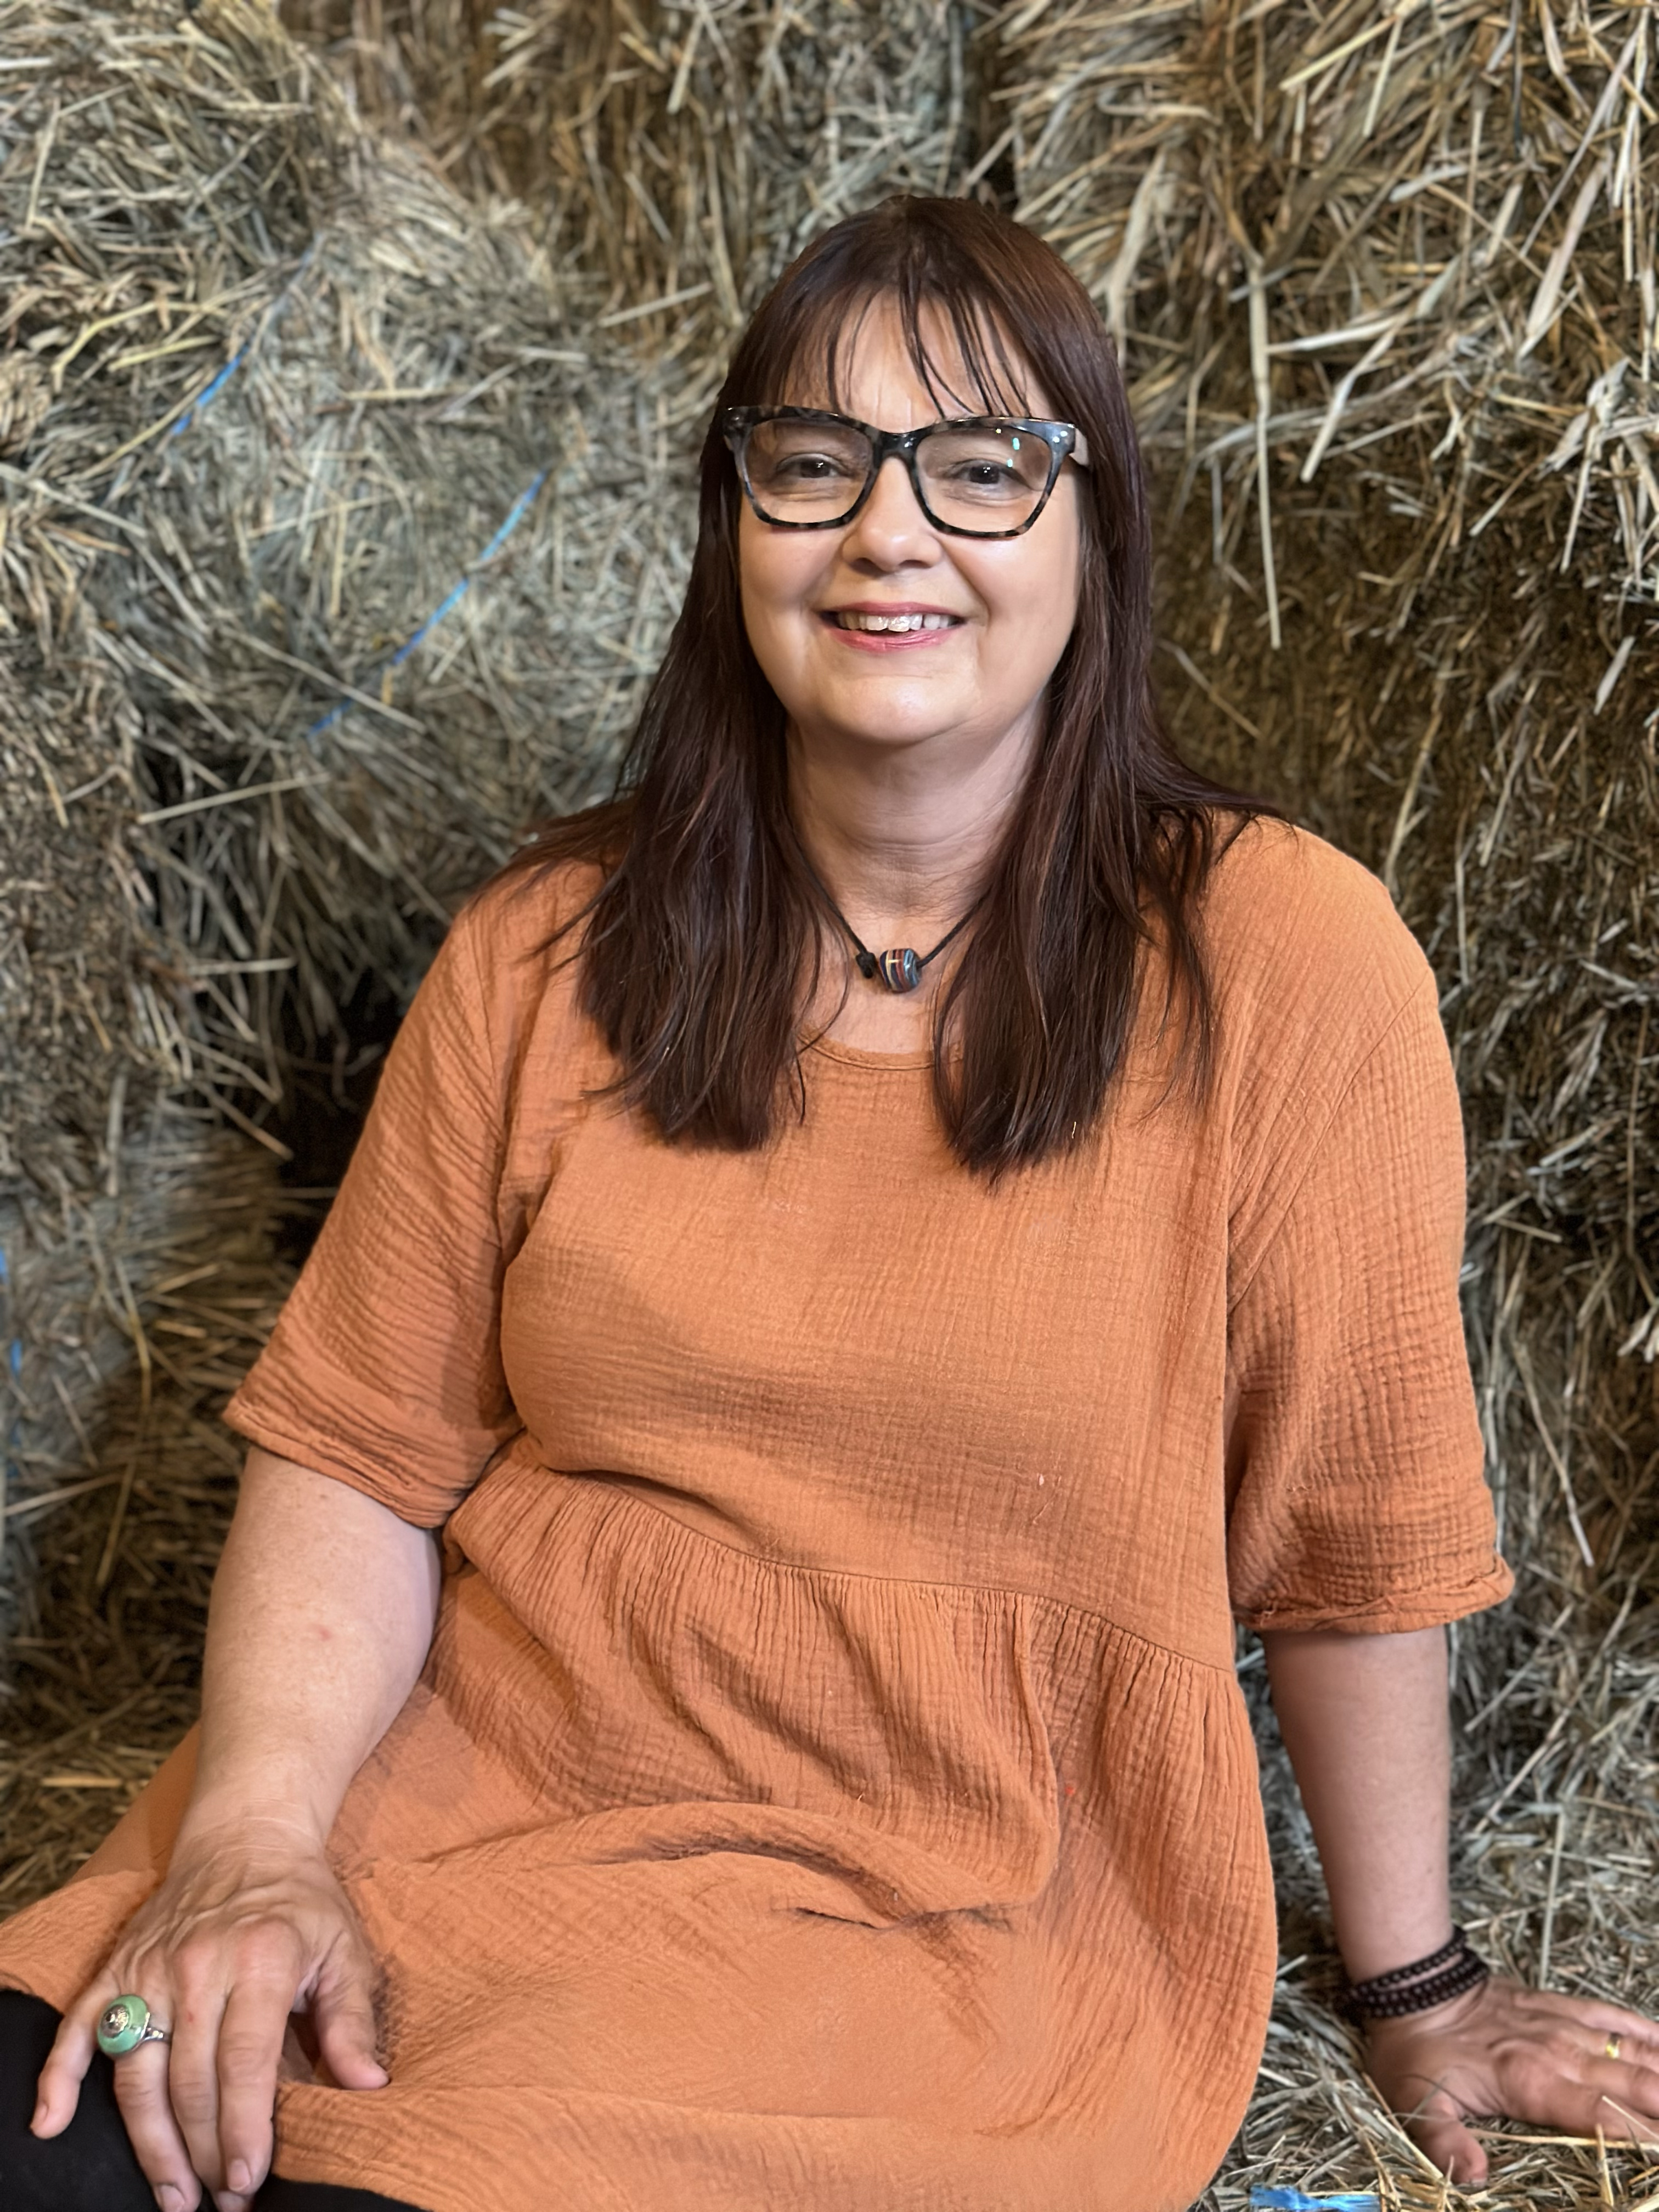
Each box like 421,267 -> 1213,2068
1186,817 -> 1455,1240
1199,813 -> 1436,1053
447,854 -> 606,981
405,856 -> 607,1088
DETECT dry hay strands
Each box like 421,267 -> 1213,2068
278,0 -> 983,359
2,0 -> 698,1143
0,1105 -> 299,1907
991,0 -> 1659,667
1216,1630 -> 1659,2210
1,0 -> 343,1161
0,650 -> 149,1181
992,0 -> 1657,509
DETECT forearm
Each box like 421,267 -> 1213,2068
179,1446 -> 442,1852
1260,1623 -> 1453,1982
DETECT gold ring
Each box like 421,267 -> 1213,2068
1606,2033 -> 1623,2061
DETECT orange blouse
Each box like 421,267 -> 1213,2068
0,816 -> 1509,2212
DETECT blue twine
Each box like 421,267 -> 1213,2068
1250,2193 -> 1380,2210
168,343 -> 251,439
304,468 -> 550,741
168,239 -> 318,441
148,239 -> 545,751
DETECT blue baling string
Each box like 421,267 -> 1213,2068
1250,2192 -> 1381,2210
303,467 -> 551,742
156,238 -> 551,753
168,239 -> 318,440
168,342 -> 251,439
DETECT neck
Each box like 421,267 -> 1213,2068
786,706 -> 1040,944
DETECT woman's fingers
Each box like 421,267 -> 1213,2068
1403,2100 -> 1489,2190
1368,1978 -> 1659,2183
309,1936 -> 388,2093
30,1976 -> 108,2138
162,1960 -> 240,2200
212,1955 -> 305,2205
1500,2041 -> 1659,2144
1580,2056 -> 1659,2141
1525,1987 -> 1659,2050
110,2039 -> 204,2212
34,1852 -> 386,2207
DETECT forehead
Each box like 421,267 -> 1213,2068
779,291 -> 1049,425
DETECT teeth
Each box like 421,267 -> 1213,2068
834,611 -> 956,632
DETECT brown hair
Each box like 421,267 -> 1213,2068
500,194 -> 1282,1175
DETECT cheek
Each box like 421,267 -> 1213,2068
976,544 -> 1080,680
738,517 -> 822,633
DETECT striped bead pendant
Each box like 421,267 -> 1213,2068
876,947 -> 922,993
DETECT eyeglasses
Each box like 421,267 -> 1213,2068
720,406 -> 1091,540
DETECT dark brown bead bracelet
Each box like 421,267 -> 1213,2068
1346,1927 -> 1491,2020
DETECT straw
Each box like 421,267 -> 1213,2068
4,5 -> 1655,2205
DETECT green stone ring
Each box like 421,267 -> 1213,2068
95,1994 -> 171,2058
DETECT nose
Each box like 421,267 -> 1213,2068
839,451 -> 940,566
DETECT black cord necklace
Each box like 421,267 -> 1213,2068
798,852 -> 981,995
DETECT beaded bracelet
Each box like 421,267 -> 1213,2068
1346,1927 -> 1491,2020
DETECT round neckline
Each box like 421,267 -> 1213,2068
803,1034 -> 934,1070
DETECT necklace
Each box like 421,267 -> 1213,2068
799,853 -> 981,995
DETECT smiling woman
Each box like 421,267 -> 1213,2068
4,195 -> 1656,2212
515,196 -> 1256,1149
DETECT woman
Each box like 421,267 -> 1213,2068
2,195 -> 1656,2212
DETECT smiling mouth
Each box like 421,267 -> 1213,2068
824,611 -> 962,633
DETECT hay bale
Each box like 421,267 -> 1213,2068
276,0 -> 979,356
3,0 -> 695,1156
0,1108 -> 296,1901
0,650 -> 147,1181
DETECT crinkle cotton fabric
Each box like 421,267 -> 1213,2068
0,817 -> 1510,2212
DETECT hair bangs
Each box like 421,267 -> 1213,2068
752,240 -> 1034,425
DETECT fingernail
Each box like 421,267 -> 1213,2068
155,2187 -> 185,2212
228,2163 -> 251,2193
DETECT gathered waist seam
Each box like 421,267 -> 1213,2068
460,1460 -> 1239,1679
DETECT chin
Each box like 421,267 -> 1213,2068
818,699 -> 957,741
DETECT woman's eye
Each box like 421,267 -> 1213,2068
776,453 -> 856,481
941,459 -> 1023,492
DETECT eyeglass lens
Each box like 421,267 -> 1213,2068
743,419 -> 1054,531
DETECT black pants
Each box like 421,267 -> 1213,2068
0,1990 -> 426,2212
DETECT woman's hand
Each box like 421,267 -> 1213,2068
30,1815 -> 387,2212
1365,1973 -> 1659,2185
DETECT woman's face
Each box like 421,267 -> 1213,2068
736,298 -> 1084,772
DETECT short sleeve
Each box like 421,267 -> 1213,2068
224,904 -> 521,1526
1224,975 -> 1513,1632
